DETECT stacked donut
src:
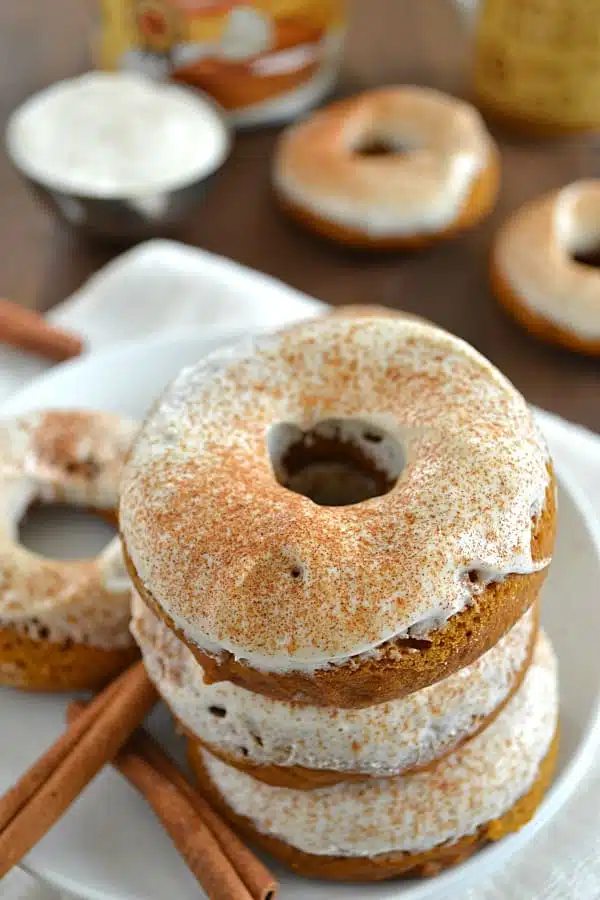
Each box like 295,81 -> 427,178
121,313 -> 559,881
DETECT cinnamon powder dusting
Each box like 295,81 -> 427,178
120,317 -> 551,672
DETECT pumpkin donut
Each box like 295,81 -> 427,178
0,410 -> 139,690
120,315 -> 555,708
132,592 -> 538,789
492,180 -> 600,355
273,86 -> 500,250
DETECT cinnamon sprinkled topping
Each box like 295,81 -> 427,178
120,318 -> 551,671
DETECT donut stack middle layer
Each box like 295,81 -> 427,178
132,594 -> 539,789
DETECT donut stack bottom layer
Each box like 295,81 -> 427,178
192,631 -> 558,860
131,592 -> 538,779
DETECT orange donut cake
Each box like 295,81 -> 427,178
0,410 -> 139,690
132,592 -> 538,789
189,631 -> 559,881
492,181 -> 600,356
120,315 -> 555,708
273,86 -> 500,250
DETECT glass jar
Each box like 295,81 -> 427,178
98,0 -> 346,127
457,0 -> 600,134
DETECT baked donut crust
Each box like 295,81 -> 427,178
276,152 -> 500,251
0,624 -> 138,691
189,728 -> 558,881
126,473 -> 555,707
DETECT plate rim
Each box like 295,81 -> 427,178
2,335 -> 600,900
0,326 -> 251,417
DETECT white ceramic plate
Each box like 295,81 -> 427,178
2,332 -> 600,900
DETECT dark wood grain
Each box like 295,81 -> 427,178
0,0 -> 599,429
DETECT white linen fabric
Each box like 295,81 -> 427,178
1,240 -> 599,900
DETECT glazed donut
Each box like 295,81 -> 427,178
273,86 -> 500,249
132,592 -> 538,789
0,410 -> 139,690
492,181 -> 600,355
120,316 -> 555,708
190,631 -> 558,881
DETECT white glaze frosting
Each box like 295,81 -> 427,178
132,593 -> 536,776
201,630 -> 558,856
495,180 -> 600,341
274,86 -> 495,237
120,317 -> 551,673
0,410 -> 138,648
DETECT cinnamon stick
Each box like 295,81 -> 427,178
107,748 -> 251,900
0,298 -> 84,362
0,661 -> 157,877
0,670 -> 126,833
68,702 -> 277,900
140,735 -> 277,900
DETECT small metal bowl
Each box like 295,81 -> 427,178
5,78 -> 232,242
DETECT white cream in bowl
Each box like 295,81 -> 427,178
5,72 -> 230,198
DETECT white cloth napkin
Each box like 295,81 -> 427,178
2,240 -> 600,900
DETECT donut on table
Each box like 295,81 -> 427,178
0,410 -> 139,691
120,316 -> 555,708
189,631 -> 559,881
492,180 -> 600,356
132,592 -> 538,789
273,86 -> 500,250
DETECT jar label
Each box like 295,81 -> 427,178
98,0 -> 345,122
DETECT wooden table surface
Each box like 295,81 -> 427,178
1,0 -> 599,430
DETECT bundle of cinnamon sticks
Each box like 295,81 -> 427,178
0,661 -> 277,900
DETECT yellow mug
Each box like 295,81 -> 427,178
457,0 -> 600,134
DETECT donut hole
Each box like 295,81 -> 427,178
267,418 -> 405,507
572,245 -> 600,269
568,217 -> 600,269
19,503 -> 117,561
353,133 -> 415,158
